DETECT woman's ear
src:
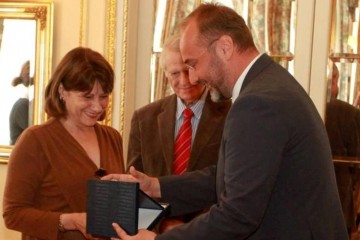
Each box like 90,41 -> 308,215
58,83 -> 64,99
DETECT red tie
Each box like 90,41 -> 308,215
173,108 -> 194,175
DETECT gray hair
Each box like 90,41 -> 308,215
159,34 -> 181,71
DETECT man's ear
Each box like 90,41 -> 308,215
216,35 -> 234,60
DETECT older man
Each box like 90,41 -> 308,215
126,34 -> 230,231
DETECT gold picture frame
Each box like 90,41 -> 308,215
0,0 -> 53,163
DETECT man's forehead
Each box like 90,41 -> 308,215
180,21 -> 199,46
164,52 -> 186,70
180,24 -> 200,61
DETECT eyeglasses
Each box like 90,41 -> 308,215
185,38 -> 219,71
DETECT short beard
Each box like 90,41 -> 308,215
207,51 -> 229,102
209,86 -> 227,102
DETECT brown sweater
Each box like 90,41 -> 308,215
3,118 -> 124,239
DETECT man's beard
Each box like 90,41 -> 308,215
207,55 -> 229,102
209,86 -> 227,102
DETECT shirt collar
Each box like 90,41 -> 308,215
176,88 -> 207,120
231,53 -> 262,103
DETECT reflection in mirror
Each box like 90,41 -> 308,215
326,1 -> 360,237
326,0 -> 360,159
0,1 -> 53,162
150,0 -> 297,101
328,0 -> 360,106
0,20 -> 36,146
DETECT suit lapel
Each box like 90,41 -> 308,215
158,95 -> 177,174
189,94 -> 225,170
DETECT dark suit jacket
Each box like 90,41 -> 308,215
126,93 -> 231,176
157,54 -> 348,240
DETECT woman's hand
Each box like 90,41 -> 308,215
60,212 -> 87,236
60,212 -> 102,240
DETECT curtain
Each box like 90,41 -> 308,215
151,0 -> 296,101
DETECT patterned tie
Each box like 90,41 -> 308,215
173,108 -> 194,175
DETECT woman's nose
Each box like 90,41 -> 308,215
92,98 -> 105,111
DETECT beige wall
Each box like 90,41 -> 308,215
52,0 -> 107,69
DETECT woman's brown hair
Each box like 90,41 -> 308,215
45,47 -> 114,120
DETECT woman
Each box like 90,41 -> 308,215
3,47 -> 125,239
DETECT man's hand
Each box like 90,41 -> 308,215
101,166 -> 161,198
110,223 -> 156,240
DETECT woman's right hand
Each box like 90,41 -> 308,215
60,212 -> 89,237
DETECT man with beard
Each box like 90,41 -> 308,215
126,34 -> 230,232
107,3 -> 348,240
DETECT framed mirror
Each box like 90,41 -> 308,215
0,0 -> 53,163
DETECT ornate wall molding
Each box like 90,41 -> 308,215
119,0 -> 128,134
25,6 -> 47,29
